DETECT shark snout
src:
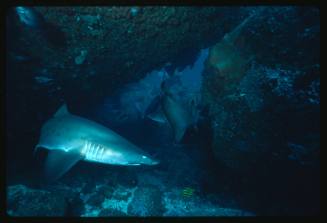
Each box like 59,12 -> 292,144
149,159 -> 160,165
140,154 -> 160,165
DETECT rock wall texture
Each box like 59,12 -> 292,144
201,6 -> 319,214
6,6 -> 245,173
202,6 -> 319,171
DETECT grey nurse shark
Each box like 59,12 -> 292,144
34,104 -> 159,182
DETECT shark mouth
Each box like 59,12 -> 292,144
127,163 -> 141,166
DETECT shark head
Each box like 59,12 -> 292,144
122,154 -> 160,166
97,145 -> 160,166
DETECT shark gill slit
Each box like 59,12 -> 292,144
90,142 -> 95,160
93,145 -> 100,160
100,147 -> 105,161
92,144 -> 97,159
89,142 -> 94,159
96,145 -> 105,161
84,140 -> 91,160
83,140 -> 105,162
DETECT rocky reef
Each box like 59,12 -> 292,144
7,143 -> 255,217
7,6 -> 245,106
7,185 -> 68,216
201,6 -> 320,214
203,6 -> 319,172
7,182 -> 255,217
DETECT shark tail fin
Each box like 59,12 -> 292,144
44,149 -> 82,183
33,145 -> 41,156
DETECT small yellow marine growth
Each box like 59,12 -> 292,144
181,187 -> 195,199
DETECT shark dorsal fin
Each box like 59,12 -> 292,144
54,104 -> 69,117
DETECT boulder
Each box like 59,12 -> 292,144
202,6 -> 320,172
7,184 -> 67,216
127,185 -> 165,216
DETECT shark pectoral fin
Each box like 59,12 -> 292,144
44,150 -> 82,182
